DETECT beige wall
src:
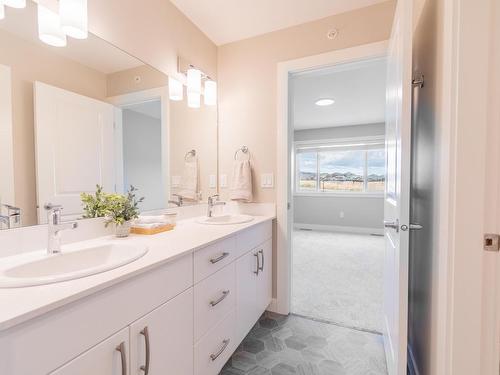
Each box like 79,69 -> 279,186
106,65 -> 168,97
88,0 -> 217,80
0,30 -> 107,226
217,1 -> 395,203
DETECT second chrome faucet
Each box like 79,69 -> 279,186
207,194 -> 226,217
44,203 -> 78,255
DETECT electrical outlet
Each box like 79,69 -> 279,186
220,174 -> 228,188
339,211 -> 345,219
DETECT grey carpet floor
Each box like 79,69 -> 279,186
220,312 -> 387,375
291,230 -> 384,333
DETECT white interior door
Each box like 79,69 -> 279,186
34,81 -> 115,223
0,64 -> 15,213
383,1 -> 413,374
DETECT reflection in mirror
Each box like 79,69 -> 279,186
0,1 -> 217,229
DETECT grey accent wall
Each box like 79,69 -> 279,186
408,1 -> 440,374
293,124 -> 385,230
294,122 -> 385,141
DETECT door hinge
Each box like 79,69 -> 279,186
484,233 -> 500,252
412,73 -> 424,88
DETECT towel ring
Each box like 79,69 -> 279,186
234,146 -> 250,161
185,149 -> 196,161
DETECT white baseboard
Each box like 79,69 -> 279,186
266,298 -> 280,314
293,223 -> 383,235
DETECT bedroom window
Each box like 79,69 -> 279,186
295,138 -> 385,195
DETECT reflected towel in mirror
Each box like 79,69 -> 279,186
178,157 -> 200,201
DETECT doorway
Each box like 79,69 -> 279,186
289,58 -> 387,334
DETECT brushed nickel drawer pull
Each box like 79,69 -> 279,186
115,341 -> 127,375
140,326 -> 151,374
210,252 -> 229,264
210,339 -> 230,361
254,252 -> 260,275
258,249 -> 264,272
210,290 -> 230,307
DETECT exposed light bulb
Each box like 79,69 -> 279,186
4,0 -> 25,9
60,0 -> 88,39
187,67 -> 201,96
168,77 -> 183,101
204,80 -> 217,106
187,92 -> 200,108
37,4 -> 67,47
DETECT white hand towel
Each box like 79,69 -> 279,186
230,160 -> 253,202
178,157 -> 199,201
135,215 -> 169,225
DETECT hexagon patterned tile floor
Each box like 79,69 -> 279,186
220,312 -> 387,375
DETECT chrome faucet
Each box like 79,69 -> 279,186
2,204 -> 21,229
207,194 -> 226,217
168,194 -> 184,207
0,215 -> 9,229
44,203 -> 78,255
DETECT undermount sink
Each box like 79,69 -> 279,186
0,243 -> 148,288
196,214 -> 254,225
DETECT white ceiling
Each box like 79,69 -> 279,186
170,0 -> 389,45
0,1 -> 143,74
292,58 -> 386,130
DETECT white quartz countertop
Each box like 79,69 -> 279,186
0,215 -> 274,332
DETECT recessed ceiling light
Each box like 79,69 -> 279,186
315,98 -> 335,106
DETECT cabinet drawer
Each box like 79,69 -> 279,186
194,309 -> 236,375
194,236 -> 236,283
236,221 -> 272,257
194,263 -> 236,342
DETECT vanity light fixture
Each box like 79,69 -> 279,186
3,0 -> 25,9
168,77 -> 183,101
37,4 -> 67,47
187,67 -> 201,108
204,79 -> 217,106
187,92 -> 200,108
0,2 -> 5,20
315,98 -> 335,106
59,0 -> 88,39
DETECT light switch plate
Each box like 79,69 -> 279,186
261,173 -> 274,188
220,174 -> 228,188
209,174 -> 217,188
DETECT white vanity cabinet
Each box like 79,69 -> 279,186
0,219 -> 274,375
129,288 -> 194,375
49,328 -> 129,375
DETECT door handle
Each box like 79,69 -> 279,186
401,223 -> 423,231
384,219 -> 399,232
115,341 -> 127,375
210,339 -> 230,361
140,326 -> 151,374
210,252 -> 229,264
254,253 -> 260,275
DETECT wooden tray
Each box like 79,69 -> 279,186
131,224 -> 175,235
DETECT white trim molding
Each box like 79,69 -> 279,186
294,223 -> 383,235
276,40 -> 389,315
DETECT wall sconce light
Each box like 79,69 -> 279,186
37,4 -> 67,47
4,0 -> 25,9
187,67 -> 201,108
0,2 -> 5,20
60,0 -> 88,39
168,77 -> 183,101
204,79 -> 217,106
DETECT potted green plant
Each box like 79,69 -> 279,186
104,186 -> 144,237
80,185 -> 108,218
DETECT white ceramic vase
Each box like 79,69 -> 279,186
115,220 -> 132,238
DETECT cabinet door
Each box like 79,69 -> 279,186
50,328 -> 129,375
236,249 -> 259,342
129,288 -> 193,375
256,239 -> 273,314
